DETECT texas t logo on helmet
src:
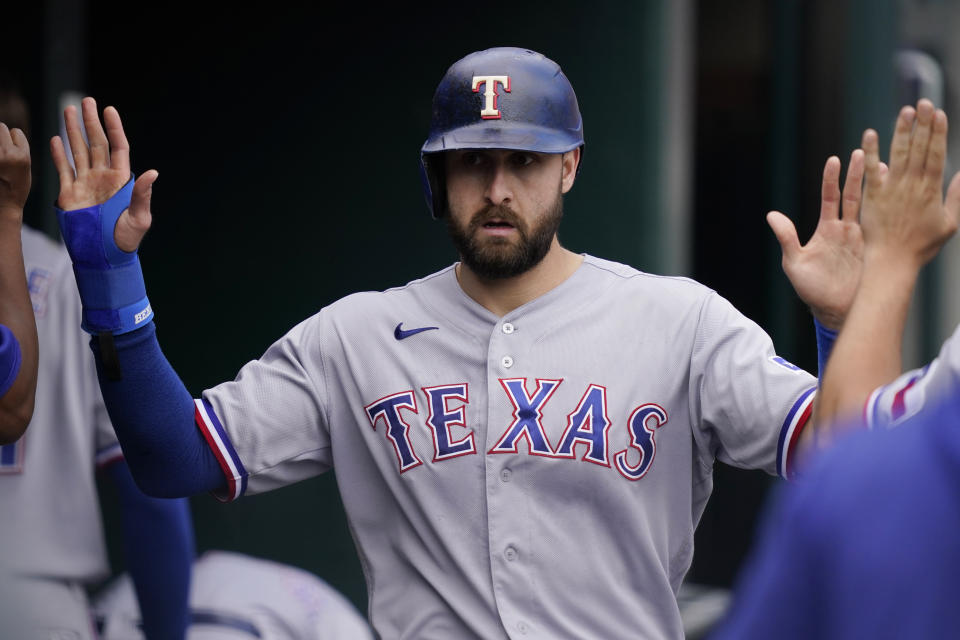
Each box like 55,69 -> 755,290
472,75 -> 511,119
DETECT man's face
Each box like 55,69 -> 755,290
443,148 -> 578,279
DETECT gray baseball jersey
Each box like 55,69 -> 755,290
0,226 -> 119,580
194,255 -> 816,639
865,323 -> 960,429
93,550 -> 375,640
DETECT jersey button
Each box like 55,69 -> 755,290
501,356 -> 514,368
502,322 -> 515,334
517,621 -> 529,634
500,468 -> 512,482
505,546 -> 518,561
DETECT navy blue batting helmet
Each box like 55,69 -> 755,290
419,47 -> 585,218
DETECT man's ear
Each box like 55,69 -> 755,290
561,147 -> 581,194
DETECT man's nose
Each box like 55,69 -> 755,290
484,161 -> 513,206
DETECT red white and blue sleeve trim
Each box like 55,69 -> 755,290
95,443 -> 124,469
864,366 -> 928,430
775,386 -> 816,480
194,398 -> 248,502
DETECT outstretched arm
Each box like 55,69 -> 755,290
768,150 -> 871,458
0,123 -> 38,443
51,97 -> 223,496
816,99 -> 960,431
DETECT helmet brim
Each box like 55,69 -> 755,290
421,121 -> 583,155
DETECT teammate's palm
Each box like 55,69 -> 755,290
0,125 -> 31,219
862,101 -> 960,268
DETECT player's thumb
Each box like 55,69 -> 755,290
766,211 -> 800,259
115,169 -> 157,253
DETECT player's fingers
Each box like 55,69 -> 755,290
9,128 -> 29,153
81,97 -> 110,169
63,104 -> 89,177
115,169 -> 157,252
887,105 -> 915,179
0,122 -> 10,152
819,156 -> 841,221
863,129 -> 883,191
49,136 -> 75,190
103,106 -> 130,175
767,211 -> 801,258
879,161 -> 889,179
841,149 -> 865,223
924,109 -> 948,184
906,99 -> 935,177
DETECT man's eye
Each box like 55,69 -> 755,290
462,152 -> 483,166
512,153 -> 535,167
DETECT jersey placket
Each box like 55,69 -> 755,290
485,316 -> 541,638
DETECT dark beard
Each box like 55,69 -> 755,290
445,195 -> 563,279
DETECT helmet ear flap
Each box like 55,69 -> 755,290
420,153 -> 448,219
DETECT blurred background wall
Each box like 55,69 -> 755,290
3,0 -> 957,629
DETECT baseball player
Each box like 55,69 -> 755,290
709,99 -> 960,640
0,90 -> 193,640
93,550 -> 376,640
0,109 -> 38,443
51,48 -> 864,639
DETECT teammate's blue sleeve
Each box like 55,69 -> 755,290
104,459 -> 194,640
91,321 -> 225,497
0,324 -> 22,397
814,317 -> 837,383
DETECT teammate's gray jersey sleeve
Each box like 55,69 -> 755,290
689,292 -> 816,478
865,323 -> 960,429
197,313 -> 332,499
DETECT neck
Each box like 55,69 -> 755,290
456,238 -> 583,317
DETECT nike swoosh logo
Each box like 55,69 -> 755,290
394,323 -> 439,340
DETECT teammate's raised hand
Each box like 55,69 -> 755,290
767,149 -> 876,329
860,99 -> 960,268
0,123 -> 31,221
50,97 -> 155,252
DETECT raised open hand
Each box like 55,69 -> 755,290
50,97 -> 156,252
0,123 -> 31,220
767,150 -> 876,329
860,99 -> 960,269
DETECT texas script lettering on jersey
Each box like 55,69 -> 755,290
364,378 -> 667,481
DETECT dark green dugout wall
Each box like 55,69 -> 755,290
71,2 -> 673,612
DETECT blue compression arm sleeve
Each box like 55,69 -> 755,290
105,459 -> 194,640
91,322 -> 225,497
814,318 -> 838,384
0,324 -> 22,396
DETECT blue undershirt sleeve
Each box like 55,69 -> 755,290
90,321 -> 225,497
104,459 -> 194,640
0,324 -> 22,397
814,318 -> 837,384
